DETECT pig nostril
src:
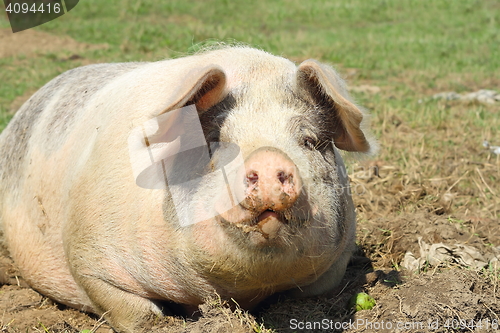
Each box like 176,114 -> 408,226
246,171 -> 259,185
277,171 -> 290,185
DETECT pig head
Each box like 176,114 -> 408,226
0,47 -> 376,332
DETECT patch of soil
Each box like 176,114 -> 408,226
0,285 -> 113,333
358,210 -> 500,268
0,28 -> 107,59
353,269 -> 500,333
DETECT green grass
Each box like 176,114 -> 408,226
25,0 -> 500,71
1,0 -> 498,101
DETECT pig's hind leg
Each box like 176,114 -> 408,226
77,276 -> 164,333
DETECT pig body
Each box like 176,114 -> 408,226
0,47 -> 375,332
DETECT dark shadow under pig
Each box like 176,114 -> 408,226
0,46 -> 376,332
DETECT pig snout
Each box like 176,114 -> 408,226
215,146 -> 304,244
242,146 -> 302,214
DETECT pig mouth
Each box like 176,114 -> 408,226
213,191 -> 312,246
216,207 -> 293,246
256,210 -> 281,223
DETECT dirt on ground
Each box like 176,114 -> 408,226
0,29 -> 499,333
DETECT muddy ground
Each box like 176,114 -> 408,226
0,29 -> 499,332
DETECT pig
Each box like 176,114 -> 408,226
0,46 -> 376,332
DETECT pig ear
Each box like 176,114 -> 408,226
162,65 -> 227,113
297,60 -> 372,153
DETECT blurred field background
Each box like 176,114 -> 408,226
0,0 -> 499,332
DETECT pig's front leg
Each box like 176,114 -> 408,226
78,277 -> 163,333
288,248 -> 352,298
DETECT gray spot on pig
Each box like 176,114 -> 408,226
0,75 -> 62,191
44,63 -> 143,152
0,63 -> 142,194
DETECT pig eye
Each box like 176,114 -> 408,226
303,136 -> 318,150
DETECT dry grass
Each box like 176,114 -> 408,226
350,98 -> 500,221
340,82 -> 500,271
147,295 -> 274,333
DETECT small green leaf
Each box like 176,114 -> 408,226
349,292 -> 376,311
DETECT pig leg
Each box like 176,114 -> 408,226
288,247 -> 352,298
78,277 -> 163,333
